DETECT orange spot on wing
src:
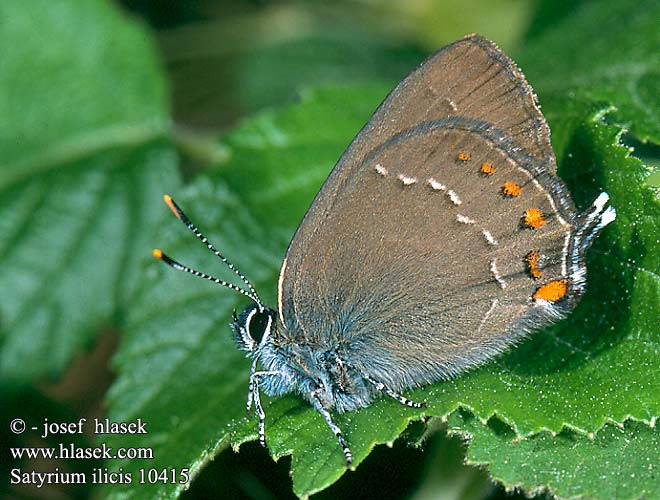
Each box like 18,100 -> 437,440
502,181 -> 522,197
534,280 -> 568,302
152,248 -> 163,259
480,162 -> 496,175
524,208 -> 546,228
457,151 -> 471,162
525,250 -> 543,279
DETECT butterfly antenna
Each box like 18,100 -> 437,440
157,195 -> 264,308
152,248 -> 263,306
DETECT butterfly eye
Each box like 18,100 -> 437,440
246,309 -> 273,344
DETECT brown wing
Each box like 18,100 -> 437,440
352,34 -> 556,165
276,35 -> 579,389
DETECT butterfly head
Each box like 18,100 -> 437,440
231,304 -> 276,354
154,195 -> 275,355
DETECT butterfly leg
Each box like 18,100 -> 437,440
362,373 -> 427,409
251,380 -> 268,448
310,389 -> 353,465
246,359 -> 259,415
247,370 -> 280,448
246,377 -> 255,414
246,371 -> 280,414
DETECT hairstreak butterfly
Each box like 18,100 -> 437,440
153,34 -> 615,465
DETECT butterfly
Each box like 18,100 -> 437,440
154,34 -> 615,465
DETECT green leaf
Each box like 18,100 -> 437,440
105,1 -> 660,497
0,0 -> 169,189
105,87 -> 393,498
0,0 -> 179,379
449,410 -> 660,500
106,178 -> 282,499
107,81 -> 659,498
516,0 -> 660,144
5,0 -> 656,497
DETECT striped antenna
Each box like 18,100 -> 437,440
152,249 -> 262,306
155,195 -> 264,309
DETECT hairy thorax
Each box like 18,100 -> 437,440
259,335 -> 375,413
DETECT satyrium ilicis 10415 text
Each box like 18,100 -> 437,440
153,34 -> 615,465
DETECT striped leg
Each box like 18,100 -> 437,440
246,371 -> 279,415
246,379 -> 255,414
251,382 -> 267,448
362,373 -> 427,409
246,371 -> 280,448
310,390 -> 353,465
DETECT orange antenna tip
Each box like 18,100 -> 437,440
163,194 -> 183,220
153,248 -> 163,259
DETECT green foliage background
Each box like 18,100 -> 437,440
1,1 -> 658,499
